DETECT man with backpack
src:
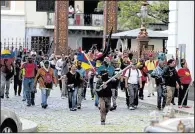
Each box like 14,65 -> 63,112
124,59 -> 142,110
151,61 -> 166,110
0,59 -> 14,98
34,60 -> 57,109
21,55 -> 38,106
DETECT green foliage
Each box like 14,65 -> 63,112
97,1 -> 169,30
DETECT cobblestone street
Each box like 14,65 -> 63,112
1,84 -> 187,132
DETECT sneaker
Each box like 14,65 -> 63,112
77,106 -> 81,109
31,101 -> 35,106
72,108 -> 77,111
178,105 -> 182,108
27,104 -> 31,107
184,106 -> 191,108
5,95 -> 9,98
1,96 -> 4,99
129,106 -> 135,110
157,106 -> 161,110
133,105 -> 137,109
110,106 -> 117,111
148,94 -> 151,97
101,121 -> 105,125
172,102 -> 176,105
152,93 -> 155,96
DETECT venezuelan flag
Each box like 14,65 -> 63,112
0,49 -> 14,66
77,52 -> 96,70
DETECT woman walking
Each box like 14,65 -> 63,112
63,64 -> 81,111
177,59 -> 192,108
14,59 -> 22,96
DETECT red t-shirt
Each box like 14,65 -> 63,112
177,68 -> 192,84
22,63 -> 37,78
140,66 -> 148,82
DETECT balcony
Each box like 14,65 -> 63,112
46,12 -> 104,30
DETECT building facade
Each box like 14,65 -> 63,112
167,1 -> 194,81
25,0 -> 104,53
1,1 -> 25,48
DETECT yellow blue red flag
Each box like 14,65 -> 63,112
77,52 -> 96,70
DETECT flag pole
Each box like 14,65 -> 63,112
96,63 -> 133,91
82,51 -> 96,72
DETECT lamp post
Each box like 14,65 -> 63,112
137,0 -> 149,59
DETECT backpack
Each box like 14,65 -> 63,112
42,70 -> 53,88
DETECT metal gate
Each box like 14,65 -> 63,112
31,36 -> 50,54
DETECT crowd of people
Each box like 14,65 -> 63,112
0,46 -> 192,125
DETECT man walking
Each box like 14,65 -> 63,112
151,61 -> 166,110
0,59 -> 14,98
163,59 -> 181,106
34,60 -> 57,109
125,59 -> 142,110
145,54 -> 156,97
22,55 -> 38,106
96,70 -> 112,125
56,54 -> 66,97
76,61 -> 86,109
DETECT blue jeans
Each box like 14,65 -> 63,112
22,79 -> 26,100
41,88 -> 50,106
157,85 -> 166,108
23,78 -> 35,105
95,91 -> 99,106
68,87 -> 78,109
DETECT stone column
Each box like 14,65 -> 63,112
54,1 -> 69,55
103,1 -> 117,48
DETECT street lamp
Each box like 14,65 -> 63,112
137,0 -> 149,59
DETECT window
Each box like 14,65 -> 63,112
1,1 -> 10,10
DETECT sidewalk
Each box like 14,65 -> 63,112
117,85 -> 194,115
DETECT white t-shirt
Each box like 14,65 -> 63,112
125,68 -> 142,84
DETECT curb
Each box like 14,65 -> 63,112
118,96 -> 194,115
20,118 -> 38,132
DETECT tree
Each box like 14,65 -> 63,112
97,1 -> 169,30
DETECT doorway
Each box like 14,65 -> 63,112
82,37 -> 103,52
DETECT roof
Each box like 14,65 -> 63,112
110,28 -> 168,39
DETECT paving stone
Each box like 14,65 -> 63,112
1,83 -> 188,132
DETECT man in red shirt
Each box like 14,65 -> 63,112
22,55 -> 38,106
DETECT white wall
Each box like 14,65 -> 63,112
177,1 -> 194,81
167,1 -> 194,81
131,39 -> 163,51
25,1 -> 47,28
167,1 -> 178,56
1,1 -> 25,48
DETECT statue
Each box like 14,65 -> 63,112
162,104 -> 176,120
177,120 -> 185,132
149,111 -> 160,126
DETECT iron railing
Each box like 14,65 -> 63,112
0,38 -> 53,55
47,12 -> 104,26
